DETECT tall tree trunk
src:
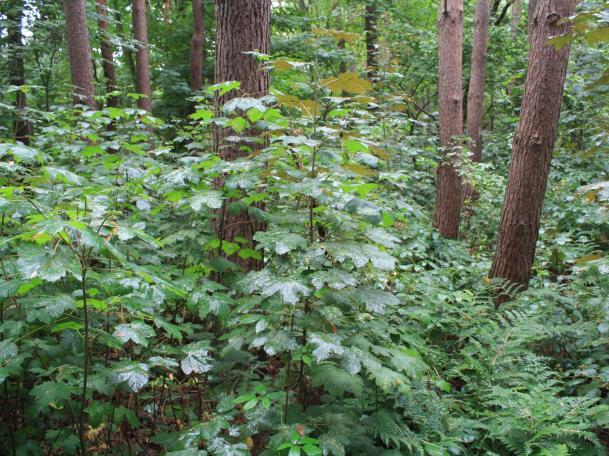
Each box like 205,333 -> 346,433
132,0 -> 152,112
364,1 -> 378,77
96,0 -> 118,107
528,0 -> 538,40
433,0 -> 464,239
163,0 -> 171,23
112,0 -> 137,90
490,0 -> 577,296
214,0 -> 271,271
511,0 -> 521,35
189,0 -> 205,92
7,0 -> 31,143
63,0 -> 96,108
466,0 -> 490,163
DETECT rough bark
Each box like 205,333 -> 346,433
7,0 -> 32,143
466,0 -> 491,163
433,0 -> 464,239
96,0 -> 118,107
189,0 -> 205,92
63,0 -> 96,108
132,0 -> 152,112
213,0 -> 271,271
365,1 -> 378,77
490,0 -> 577,295
528,0 -> 538,40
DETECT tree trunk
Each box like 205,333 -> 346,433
113,0 -> 137,90
511,0 -> 521,35
528,0 -> 538,40
433,0 -> 464,239
7,0 -> 31,143
213,0 -> 271,271
189,0 -> 205,92
466,0 -> 490,163
132,0 -> 152,112
163,0 -> 171,23
96,0 -> 118,107
490,0 -> 577,296
63,0 -> 96,108
364,1 -> 378,77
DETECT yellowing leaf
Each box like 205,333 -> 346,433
575,255 -> 602,265
321,72 -> 372,95
311,26 -> 360,43
273,60 -> 294,71
342,163 -> 376,176
370,146 -> 388,160
585,27 -> 609,45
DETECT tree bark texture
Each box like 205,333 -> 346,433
96,0 -> 118,107
490,0 -> 577,293
189,0 -> 205,92
466,0 -> 490,163
63,0 -> 96,108
7,0 -> 32,143
433,0 -> 464,239
132,0 -> 152,111
528,0 -> 538,40
364,1 -> 378,76
213,0 -> 271,271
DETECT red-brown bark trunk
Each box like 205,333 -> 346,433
63,0 -> 96,108
466,0 -> 490,163
213,0 -> 271,271
189,0 -> 205,92
433,0 -> 464,239
490,0 -> 577,296
96,0 -> 118,107
132,0 -> 152,112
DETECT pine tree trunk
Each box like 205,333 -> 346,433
7,0 -> 31,143
63,0 -> 96,108
96,0 -> 118,107
213,0 -> 271,271
364,1 -> 378,77
466,0 -> 490,163
433,0 -> 464,239
490,0 -> 577,296
189,0 -> 205,92
132,0 -> 152,112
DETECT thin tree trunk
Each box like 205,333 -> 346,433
96,0 -> 119,107
528,0 -> 538,40
163,0 -> 171,23
511,0 -> 521,35
364,1 -> 378,77
113,0 -> 137,90
466,0 -> 491,163
7,0 -> 31,143
433,0 -> 464,239
189,0 -> 205,92
132,0 -> 152,112
490,0 -> 577,297
213,0 -> 271,271
63,0 -> 96,108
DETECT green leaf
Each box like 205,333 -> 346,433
31,381 -> 73,411
308,333 -> 344,362
113,321 -> 156,346
190,191 -> 224,211
16,244 -> 75,283
0,339 -> 18,360
352,287 -> 400,314
181,342 -> 213,375
239,270 -> 310,305
109,363 -> 150,392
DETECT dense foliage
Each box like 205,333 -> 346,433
2,1 -> 609,455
